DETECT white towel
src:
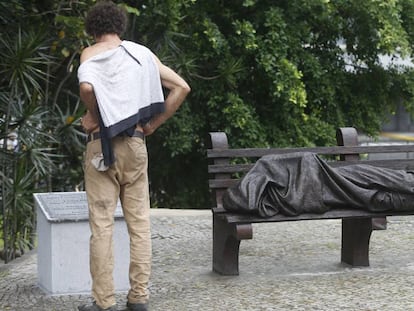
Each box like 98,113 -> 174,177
78,40 -> 165,136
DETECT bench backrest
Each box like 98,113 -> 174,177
207,127 -> 414,207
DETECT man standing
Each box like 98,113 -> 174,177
77,2 -> 190,311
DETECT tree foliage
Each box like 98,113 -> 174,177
0,0 -> 91,261
136,0 -> 414,207
2,0 -> 414,260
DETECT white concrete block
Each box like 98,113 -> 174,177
34,192 -> 130,295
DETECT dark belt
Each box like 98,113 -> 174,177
87,130 -> 145,143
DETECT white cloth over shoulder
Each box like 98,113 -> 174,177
77,40 -> 165,136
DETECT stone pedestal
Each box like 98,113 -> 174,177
34,192 -> 130,295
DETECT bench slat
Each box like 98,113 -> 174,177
209,179 -> 238,188
208,159 -> 414,174
208,163 -> 254,174
214,208 -> 414,224
208,145 -> 414,159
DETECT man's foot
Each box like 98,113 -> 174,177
126,301 -> 149,311
78,301 -> 118,311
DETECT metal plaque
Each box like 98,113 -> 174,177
34,192 -> 123,222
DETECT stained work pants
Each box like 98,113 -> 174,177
84,135 -> 151,309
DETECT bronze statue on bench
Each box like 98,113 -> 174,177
208,127 -> 414,275
223,151 -> 414,217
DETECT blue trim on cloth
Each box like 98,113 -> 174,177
99,102 -> 165,166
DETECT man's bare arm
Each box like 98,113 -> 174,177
143,55 -> 191,136
79,47 -> 100,133
79,83 -> 100,133
79,83 -> 97,111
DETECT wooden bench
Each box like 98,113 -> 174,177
207,127 -> 414,275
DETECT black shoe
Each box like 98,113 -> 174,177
126,301 -> 149,311
78,301 -> 118,311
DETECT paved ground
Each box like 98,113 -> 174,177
1,209 -> 414,311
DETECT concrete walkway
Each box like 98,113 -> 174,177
1,209 -> 414,311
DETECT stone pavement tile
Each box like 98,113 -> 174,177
1,210 -> 414,310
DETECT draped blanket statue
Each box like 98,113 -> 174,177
222,152 -> 414,218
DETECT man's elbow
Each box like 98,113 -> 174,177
80,82 -> 94,96
80,82 -> 94,95
181,82 -> 191,97
79,82 -> 97,109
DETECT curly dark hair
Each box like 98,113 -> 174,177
85,1 -> 127,38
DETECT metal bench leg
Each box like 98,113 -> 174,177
212,214 -> 252,275
341,218 -> 373,266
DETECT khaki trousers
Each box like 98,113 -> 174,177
84,136 -> 151,309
